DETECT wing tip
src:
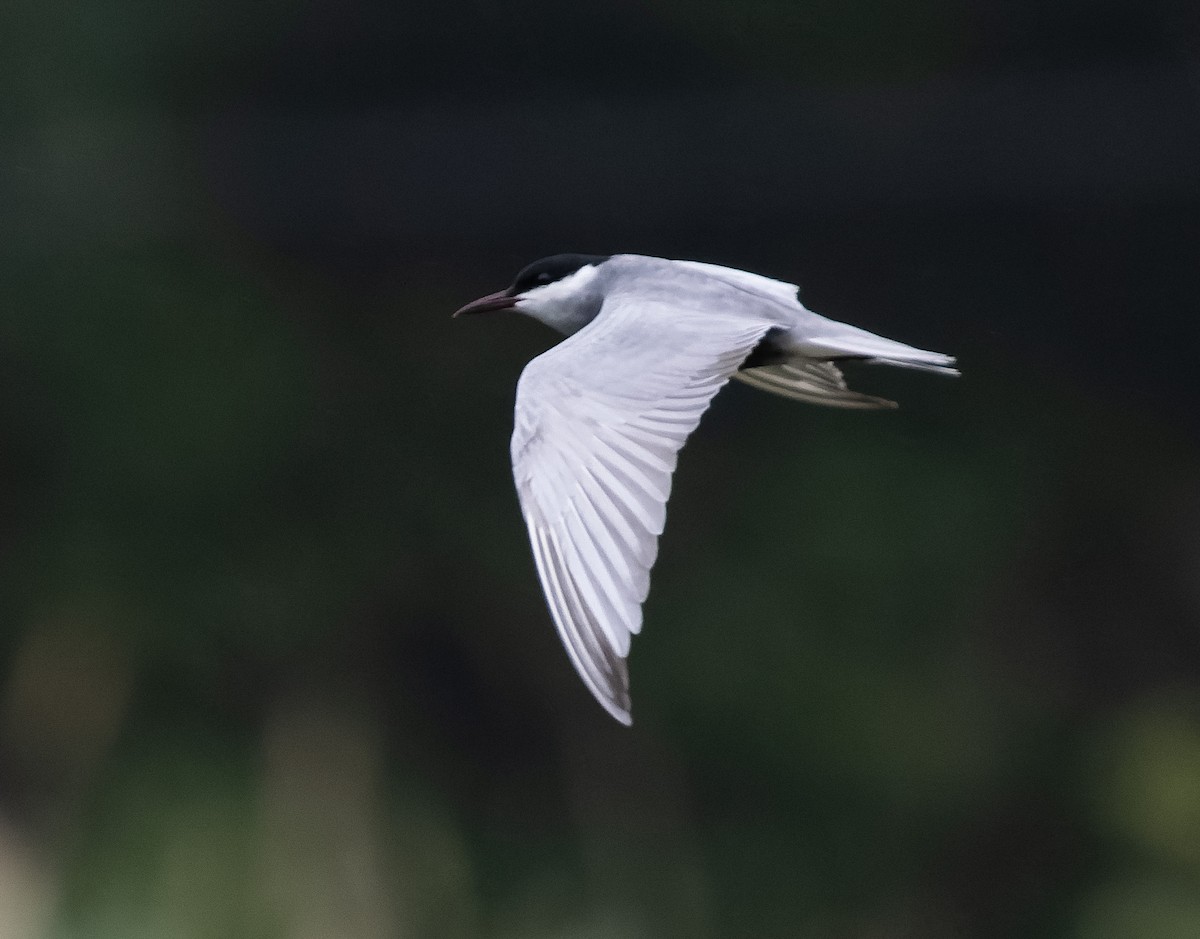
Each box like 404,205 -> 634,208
602,698 -> 634,726
590,672 -> 633,725
595,672 -> 633,725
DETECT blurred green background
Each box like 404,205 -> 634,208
3,1 -> 1200,936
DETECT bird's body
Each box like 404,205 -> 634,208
456,254 -> 957,724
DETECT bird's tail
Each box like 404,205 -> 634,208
858,353 -> 959,376
793,322 -> 959,376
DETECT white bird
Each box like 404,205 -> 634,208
455,254 -> 957,725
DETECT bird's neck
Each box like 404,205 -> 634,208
519,300 -> 601,336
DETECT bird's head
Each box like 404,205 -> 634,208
454,254 -> 610,335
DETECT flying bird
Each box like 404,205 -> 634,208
455,254 -> 957,725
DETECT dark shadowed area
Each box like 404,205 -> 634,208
3,1 -> 1200,936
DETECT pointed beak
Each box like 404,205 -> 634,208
453,289 -> 518,318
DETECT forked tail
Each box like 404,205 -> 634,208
792,321 -> 959,376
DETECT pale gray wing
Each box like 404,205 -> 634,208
670,259 -> 801,306
511,297 -> 774,724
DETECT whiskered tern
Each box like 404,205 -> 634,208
455,254 -> 957,724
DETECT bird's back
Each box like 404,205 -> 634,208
594,255 -> 801,328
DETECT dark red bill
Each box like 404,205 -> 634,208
453,290 -> 518,317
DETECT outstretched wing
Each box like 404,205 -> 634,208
511,297 -> 774,723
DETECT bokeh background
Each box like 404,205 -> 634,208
4,1 -> 1200,936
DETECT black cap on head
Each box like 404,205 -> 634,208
506,254 -> 610,296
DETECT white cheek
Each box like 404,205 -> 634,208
512,266 -> 602,335
515,286 -> 554,315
